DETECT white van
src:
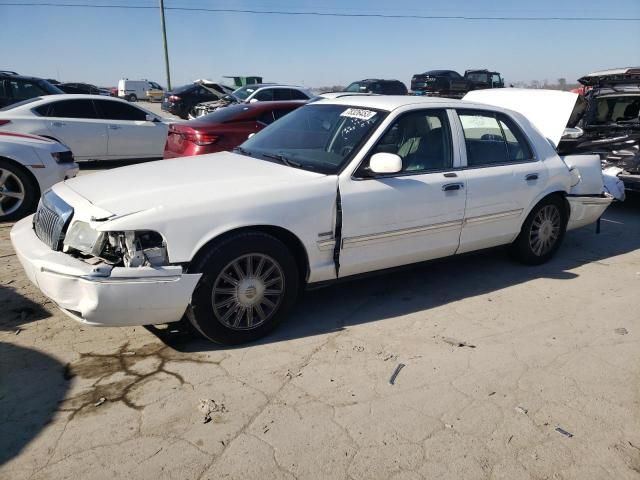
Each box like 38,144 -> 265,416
117,79 -> 163,102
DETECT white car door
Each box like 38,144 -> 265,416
338,109 -> 467,278
453,109 -> 548,253
93,99 -> 168,159
39,99 -> 108,161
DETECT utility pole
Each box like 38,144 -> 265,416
159,0 -> 171,90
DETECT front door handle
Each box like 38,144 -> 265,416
108,125 -> 121,130
51,121 -> 66,127
525,173 -> 539,181
442,182 -> 464,192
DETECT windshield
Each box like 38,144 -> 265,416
238,104 -> 387,174
0,97 -> 42,111
587,95 -> 640,126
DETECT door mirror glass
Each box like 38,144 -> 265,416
369,153 -> 402,174
145,114 -> 155,122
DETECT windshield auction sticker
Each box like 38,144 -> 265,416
340,108 -> 377,121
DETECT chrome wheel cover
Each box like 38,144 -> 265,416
211,253 -> 285,330
529,204 -> 561,256
0,168 -> 26,217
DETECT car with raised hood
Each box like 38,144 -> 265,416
0,132 -> 78,221
557,67 -> 640,192
0,95 -> 168,162
164,100 -> 305,158
11,95 -> 612,345
189,84 -> 313,119
161,81 -> 234,119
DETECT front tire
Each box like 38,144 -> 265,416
127,94 -> 138,102
0,159 -> 39,222
511,195 -> 567,265
188,232 -> 300,345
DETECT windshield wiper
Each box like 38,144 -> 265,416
233,146 -> 252,156
261,153 -> 302,168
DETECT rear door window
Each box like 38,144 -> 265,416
457,110 -> 533,166
255,89 -> 275,101
289,89 -> 310,100
37,99 -> 99,118
258,111 -> 276,125
94,99 -> 147,121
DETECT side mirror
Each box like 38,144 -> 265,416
249,98 -> 259,103
369,153 -> 402,175
145,114 -> 156,122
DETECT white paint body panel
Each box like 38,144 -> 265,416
0,94 -> 168,161
10,96 -> 613,327
0,133 -> 78,196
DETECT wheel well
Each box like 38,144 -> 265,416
546,191 -> 571,221
0,155 -> 41,198
190,225 -> 310,284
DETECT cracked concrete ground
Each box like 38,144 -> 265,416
2,190 -> 640,479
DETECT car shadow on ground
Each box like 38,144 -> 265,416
0,285 -> 51,332
159,195 -> 640,353
0,295 -> 69,466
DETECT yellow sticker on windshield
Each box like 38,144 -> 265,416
340,108 -> 377,121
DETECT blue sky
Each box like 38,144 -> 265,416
1,0 -> 639,89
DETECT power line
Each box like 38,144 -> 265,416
1,2 -> 639,21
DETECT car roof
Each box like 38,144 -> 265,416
351,79 -> 403,83
579,67 -> 640,86
26,94 -> 129,103
243,83 -> 306,89
313,95 -> 464,111
0,72 -> 47,82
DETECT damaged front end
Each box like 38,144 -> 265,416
11,191 -> 201,327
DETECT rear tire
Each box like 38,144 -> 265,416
188,232 -> 300,345
127,94 -> 138,102
0,159 -> 39,222
511,195 -> 567,265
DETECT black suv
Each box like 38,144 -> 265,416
345,79 -> 408,95
0,71 -> 63,108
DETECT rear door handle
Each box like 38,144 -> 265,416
51,121 -> 66,127
525,173 -> 539,181
442,182 -> 464,192
108,125 -> 121,130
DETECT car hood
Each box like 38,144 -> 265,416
62,152 -> 326,216
464,88 -> 580,146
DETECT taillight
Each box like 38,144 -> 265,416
0,120 -> 11,127
183,132 -> 219,146
168,95 -> 180,102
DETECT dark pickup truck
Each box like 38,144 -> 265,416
411,69 -> 503,98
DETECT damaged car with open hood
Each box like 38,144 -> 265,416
558,67 -> 640,194
11,95 -> 614,345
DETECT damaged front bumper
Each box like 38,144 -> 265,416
10,216 -> 201,327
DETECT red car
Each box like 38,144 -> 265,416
164,100 -> 306,158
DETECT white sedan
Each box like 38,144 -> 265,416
0,94 -> 168,161
11,94 -> 612,344
0,132 -> 78,220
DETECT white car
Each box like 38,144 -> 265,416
0,132 -> 78,221
0,95 -> 168,161
11,94 -> 612,344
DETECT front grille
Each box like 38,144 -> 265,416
33,190 -> 74,250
